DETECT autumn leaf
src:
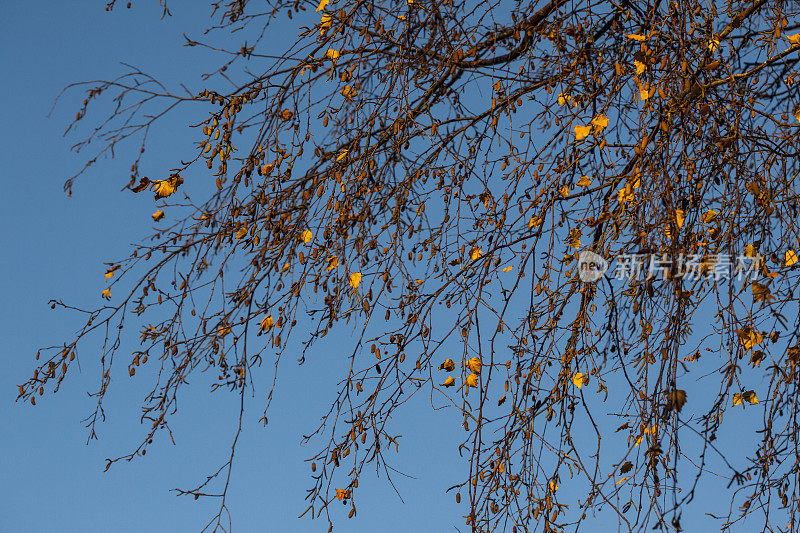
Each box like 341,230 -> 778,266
101,288 -> 111,300
634,60 -> 646,75
316,0 -> 329,11
105,265 -> 120,279
560,185 -> 570,197
260,315 -> 274,332
627,34 -> 647,42
737,326 -> 764,350
466,357 -> 482,374
785,250 -> 798,266
151,210 -> 165,222
701,209 -> 717,223
348,272 -> 362,289
789,34 -> 800,45
469,247 -> 483,261
335,488 -> 350,500
150,175 -> 183,199
439,358 -> 455,371
574,124 -> 591,141
442,376 -> 455,387
572,372 -> 586,389
744,244 -> 757,257
319,14 -> 332,36
502,266 -> 513,272
620,461 -> 633,474
549,480 -> 558,492
336,149 -> 349,161
590,114 -> 609,135
301,229 -> 313,243
528,216 -> 542,229
665,389 -> 687,413
465,373 -> 479,387
675,209 -> 685,229
327,256 -> 339,271
325,48 -> 340,62
708,38 -> 719,51
733,390 -> 759,406
751,282 -> 773,303
236,226 -> 248,240
341,85 -> 356,99
577,175 -> 592,187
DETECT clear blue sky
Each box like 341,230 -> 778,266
0,3 -> 466,531
0,2 -> 772,532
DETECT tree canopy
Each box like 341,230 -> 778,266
19,0 -> 800,531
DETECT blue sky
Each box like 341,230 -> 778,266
0,3 -> 467,531
0,2 -> 778,532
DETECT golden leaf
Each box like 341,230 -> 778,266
574,124 -> 592,140
736,326 -> 764,350
634,60 -> 646,75
785,250 -> 798,266
502,266 -> 513,272
335,488 -> 350,500
316,0 -> 329,11
301,229 -> 313,243
151,210 -> 165,222
325,48 -> 340,62
348,272 -> 362,289
469,247 -> 483,261
442,376 -> 455,387
665,389 -> 687,413
236,226 -> 248,240
466,357 -> 482,374
577,175 -> 592,187
627,34 -> 647,41
341,85 -> 356,99
528,216 -> 542,229
744,244 -> 756,257
260,315 -> 274,332
701,209 -> 717,223
336,149 -> 349,161
319,14 -> 332,35
327,256 -> 339,271
572,372 -> 586,389
789,34 -> 800,45
590,114 -> 609,134
101,288 -> 111,300
675,209 -> 685,229
751,282 -> 773,303
708,38 -> 719,51
439,358 -> 455,371
560,184 -> 570,197
742,390 -> 759,404
549,480 -> 558,492
732,393 -> 743,406
465,373 -> 479,387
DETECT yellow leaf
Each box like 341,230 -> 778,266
574,125 -> 591,140
260,315 -> 274,332
616,477 -> 629,485
336,149 -> 349,161
560,185 -> 570,197
572,372 -> 586,389
502,266 -> 513,272
316,0 -> 329,11
348,272 -> 362,289
327,256 -> 339,271
701,209 -> 717,223
442,376 -> 455,387
439,358 -> 455,371
577,175 -> 592,187
469,247 -> 483,261
744,244 -> 756,257
634,435 -> 643,447
675,209 -> 685,229
708,38 -> 719,51
752,282 -> 773,303
732,393 -> 743,406
151,210 -> 165,222
341,85 -> 356,99
236,226 -> 248,240
634,60 -> 646,75
528,216 -> 542,229
789,34 -> 800,45
217,325 -> 231,337
590,114 -> 609,134
301,229 -> 313,243
101,288 -> 111,300
785,250 -> 798,266
743,390 -> 759,404
325,48 -> 340,62
557,92 -> 572,106
736,326 -> 764,350
627,34 -> 647,41
466,357 -> 482,374
549,480 -> 558,492
465,373 -> 479,387
335,488 -> 350,500
151,180 -> 176,198
319,14 -> 332,35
